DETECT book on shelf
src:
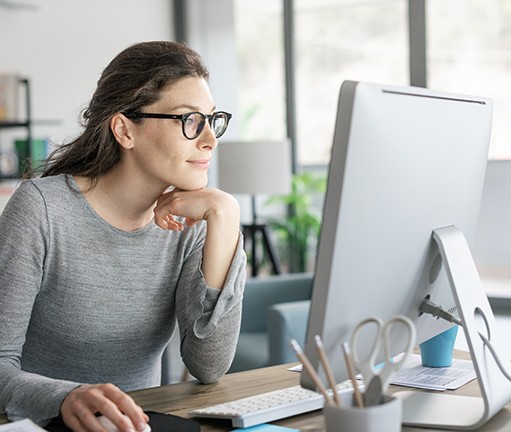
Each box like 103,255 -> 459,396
0,73 -> 19,122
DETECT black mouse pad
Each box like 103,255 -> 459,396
45,411 -> 201,432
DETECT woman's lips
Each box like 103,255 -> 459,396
188,159 -> 210,169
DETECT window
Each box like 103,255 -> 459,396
294,0 -> 408,166
235,0 -> 511,164
427,0 -> 511,159
233,1 -> 286,142
234,0 -> 408,167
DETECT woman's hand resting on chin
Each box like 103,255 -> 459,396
153,187 -> 239,232
153,187 -> 241,289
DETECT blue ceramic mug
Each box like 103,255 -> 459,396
419,325 -> 458,367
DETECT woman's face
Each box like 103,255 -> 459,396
126,76 -> 218,191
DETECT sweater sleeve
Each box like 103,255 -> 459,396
0,181 -> 80,425
176,230 -> 246,384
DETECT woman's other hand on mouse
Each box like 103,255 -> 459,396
97,415 -> 151,432
60,383 -> 149,432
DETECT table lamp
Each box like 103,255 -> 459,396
217,140 -> 292,276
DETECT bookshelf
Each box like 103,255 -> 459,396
0,77 -> 32,179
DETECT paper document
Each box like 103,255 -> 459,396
0,419 -> 47,432
390,353 -> 476,391
232,424 -> 299,432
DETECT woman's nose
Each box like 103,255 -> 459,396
198,120 -> 218,150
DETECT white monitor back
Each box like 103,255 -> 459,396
301,80 -> 492,389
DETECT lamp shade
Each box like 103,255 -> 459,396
217,140 -> 292,195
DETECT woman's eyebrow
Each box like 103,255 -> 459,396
166,104 -> 217,113
168,104 -> 198,111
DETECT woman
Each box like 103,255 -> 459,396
0,41 -> 246,432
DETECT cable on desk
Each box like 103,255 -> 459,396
476,331 -> 511,381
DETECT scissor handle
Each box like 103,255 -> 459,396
350,316 -> 385,381
378,315 -> 417,391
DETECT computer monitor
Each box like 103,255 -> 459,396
300,81 -> 496,427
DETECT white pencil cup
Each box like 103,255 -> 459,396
323,395 -> 402,432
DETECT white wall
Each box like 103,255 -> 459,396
185,0 -> 240,190
473,160 -> 511,278
0,0 -> 173,147
186,0 -> 238,138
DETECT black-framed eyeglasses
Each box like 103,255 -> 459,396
123,111 -> 232,140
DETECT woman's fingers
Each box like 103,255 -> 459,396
153,187 -> 233,231
102,386 -> 148,431
61,384 -> 149,432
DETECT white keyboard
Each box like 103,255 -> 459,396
188,381 -> 354,428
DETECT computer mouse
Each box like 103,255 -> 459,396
97,415 -> 151,432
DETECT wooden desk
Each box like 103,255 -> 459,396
3,358 -> 511,431
128,361 -> 511,432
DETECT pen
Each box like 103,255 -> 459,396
341,342 -> 365,408
290,339 -> 335,407
314,335 -> 342,407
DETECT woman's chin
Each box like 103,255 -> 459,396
173,179 -> 208,191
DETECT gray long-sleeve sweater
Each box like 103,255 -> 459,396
0,175 -> 246,425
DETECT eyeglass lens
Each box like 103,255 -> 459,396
184,112 -> 229,139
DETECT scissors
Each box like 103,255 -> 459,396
350,315 -> 416,406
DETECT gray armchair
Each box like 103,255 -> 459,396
268,299 -> 311,365
229,272 -> 313,373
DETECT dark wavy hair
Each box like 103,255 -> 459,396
39,41 -> 209,186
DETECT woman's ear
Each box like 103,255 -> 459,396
110,113 -> 134,149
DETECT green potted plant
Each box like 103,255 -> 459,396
266,172 -> 326,273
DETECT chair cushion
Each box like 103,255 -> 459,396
267,300 -> 311,365
240,273 -> 313,333
229,332 -> 269,373
229,273 -> 313,372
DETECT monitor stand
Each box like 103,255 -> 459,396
395,225 -> 511,430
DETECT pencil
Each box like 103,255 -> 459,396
314,335 -> 342,407
289,339 -> 335,407
341,342 -> 364,408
